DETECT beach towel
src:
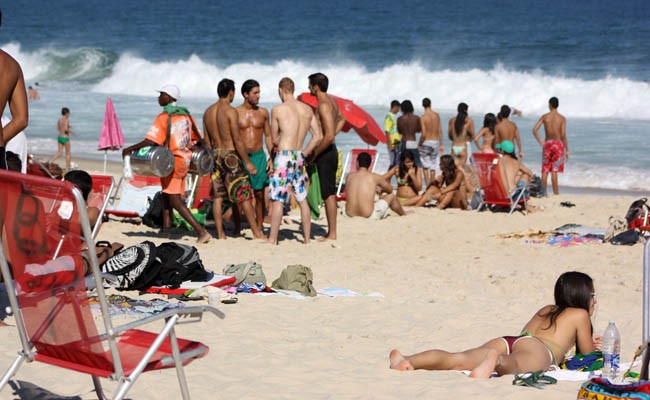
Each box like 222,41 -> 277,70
307,164 -> 322,220
144,273 -> 236,295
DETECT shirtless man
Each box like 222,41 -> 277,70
28,85 -> 40,101
308,72 -> 345,241
418,98 -> 444,186
397,100 -> 422,169
498,140 -> 534,212
345,152 -> 405,219
0,18 -> 29,170
495,105 -> 523,160
236,79 -> 272,232
532,97 -> 568,195
207,78 -> 264,239
267,77 -> 322,245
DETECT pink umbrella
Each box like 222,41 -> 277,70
97,97 -> 125,173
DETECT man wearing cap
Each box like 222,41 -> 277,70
497,140 -> 534,206
122,84 -> 211,243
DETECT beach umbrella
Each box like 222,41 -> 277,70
97,97 -> 125,174
298,92 -> 386,146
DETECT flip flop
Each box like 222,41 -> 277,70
512,371 -> 557,388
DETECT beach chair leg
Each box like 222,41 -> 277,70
509,191 -> 526,215
0,353 -> 26,391
169,327 -> 191,400
91,376 -> 108,400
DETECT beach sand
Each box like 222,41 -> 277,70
0,157 -> 646,399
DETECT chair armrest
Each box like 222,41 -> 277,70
110,305 -> 225,335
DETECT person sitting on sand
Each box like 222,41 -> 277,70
389,271 -> 601,378
383,150 -> 422,206
345,152 -> 405,219
473,113 -> 497,153
64,170 -> 100,230
414,154 -> 467,209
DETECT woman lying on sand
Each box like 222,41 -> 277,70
389,271 -> 601,378
383,150 -> 422,206
414,155 -> 467,209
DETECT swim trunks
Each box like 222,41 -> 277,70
57,136 -> 69,145
268,150 -> 308,203
400,141 -> 423,168
246,150 -> 269,190
542,140 -> 565,173
314,144 -> 338,200
370,199 -> 390,220
419,140 -> 440,171
211,149 -> 253,204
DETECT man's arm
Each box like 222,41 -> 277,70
514,125 -> 523,159
270,107 -> 281,147
262,108 -> 273,155
532,116 -> 545,146
303,114 -> 323,157
561,117 -> 569,160
311,102 -> 335,158
228,108 -> 257,174
376,175 -> 393,195
122,138 -> 156,158
2,64 -> 28,143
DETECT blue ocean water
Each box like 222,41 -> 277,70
1,0 -> 649,190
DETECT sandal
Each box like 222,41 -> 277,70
512,370 -> 557,388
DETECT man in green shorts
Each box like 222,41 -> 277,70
236,79 -> 272,232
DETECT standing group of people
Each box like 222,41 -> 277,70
123,73 -> 344,245
383,97 -> 569,203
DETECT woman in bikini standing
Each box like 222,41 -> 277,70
389,271 -> 601,378
448,102 -> 474,167
473,113 -> 497,153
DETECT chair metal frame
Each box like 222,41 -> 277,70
89,174 -> 115,238
336,148 -> 379,200
0,170 -> 224,399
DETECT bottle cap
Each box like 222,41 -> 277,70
609,320 -> 615,324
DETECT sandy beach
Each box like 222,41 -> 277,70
0,156 -> 646,399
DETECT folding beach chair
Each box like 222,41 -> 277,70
105,174 -> 161,219
336,148 -> 379,201
88,174 -> 115,238
188,174 -> 212,209
0,169 -> 224,400
472,152 -> 528,214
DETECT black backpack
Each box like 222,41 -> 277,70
142,191 -> 164,228
625,198 -> 649,225
101,241 -> 161,290
154,242 -> 209,289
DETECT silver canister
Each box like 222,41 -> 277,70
189,146 -> 214,176
128,145 -> 174,177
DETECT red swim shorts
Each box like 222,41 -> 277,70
542,140 -> 565,173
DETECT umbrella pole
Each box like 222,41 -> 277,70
103,150 -> 108,174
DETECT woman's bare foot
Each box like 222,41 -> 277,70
469,349 -> 498,378
389,349 -> 414,371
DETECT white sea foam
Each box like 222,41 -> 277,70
4,42 -> 647,120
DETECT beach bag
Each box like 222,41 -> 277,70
223,261 -> 266,286
142,191 -> 163,228
625,198 -> 649,225
528,175 -> 545,198
605,216 -> 628,243
101,241 -> 160,290
609,229 -> 640,246
470,189 -> 484,210
154,242 -> 209,288
271,264 -> 316,297
578,377 -> 650,399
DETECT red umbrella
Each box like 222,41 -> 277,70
298,92 -> 386,146
97,97 -> 125,173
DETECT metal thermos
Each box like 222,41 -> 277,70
189,146 -> 214,176
128,146 -> 174,177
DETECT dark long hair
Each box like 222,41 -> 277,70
454,102 -> 468,139
439,154 -> 457,185
483,113 -> 497,135
542,271 -> 594,332
398,150 -> 416,180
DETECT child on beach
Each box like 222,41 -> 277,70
383,150 -> 422,206
50,107 -> 75,170
389,271 -> 601,378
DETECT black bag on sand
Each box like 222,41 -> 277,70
142,191 -> 163,228
528,175 -> 545,198
609,229 -> 640,246
625,197 -> 649,225
154,242 -> 209,289
101,241 -> 160,290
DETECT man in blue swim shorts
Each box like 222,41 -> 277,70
267,77 -> 322,245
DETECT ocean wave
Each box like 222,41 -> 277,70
4,43 -> 650,120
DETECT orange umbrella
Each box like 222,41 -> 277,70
298,92 -> 386,146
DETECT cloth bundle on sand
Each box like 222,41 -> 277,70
88,294 -> 184,320
497,224 -> 605,247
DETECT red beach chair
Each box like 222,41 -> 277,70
472,152 -> 528,214
88,174 -> 115,238
0,170 -> 224,400
336,148 -> 379,201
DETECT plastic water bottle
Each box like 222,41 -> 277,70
602,320 -> 621,381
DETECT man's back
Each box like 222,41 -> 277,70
496,118 -> 517,142
421,109 -> 441,141
215,100 -> 237,150
540,111 -> 565,141
275,100 -> 313,150
345,169 -> 381,217
203,102 -> 221,149
397,114 -> 420,141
